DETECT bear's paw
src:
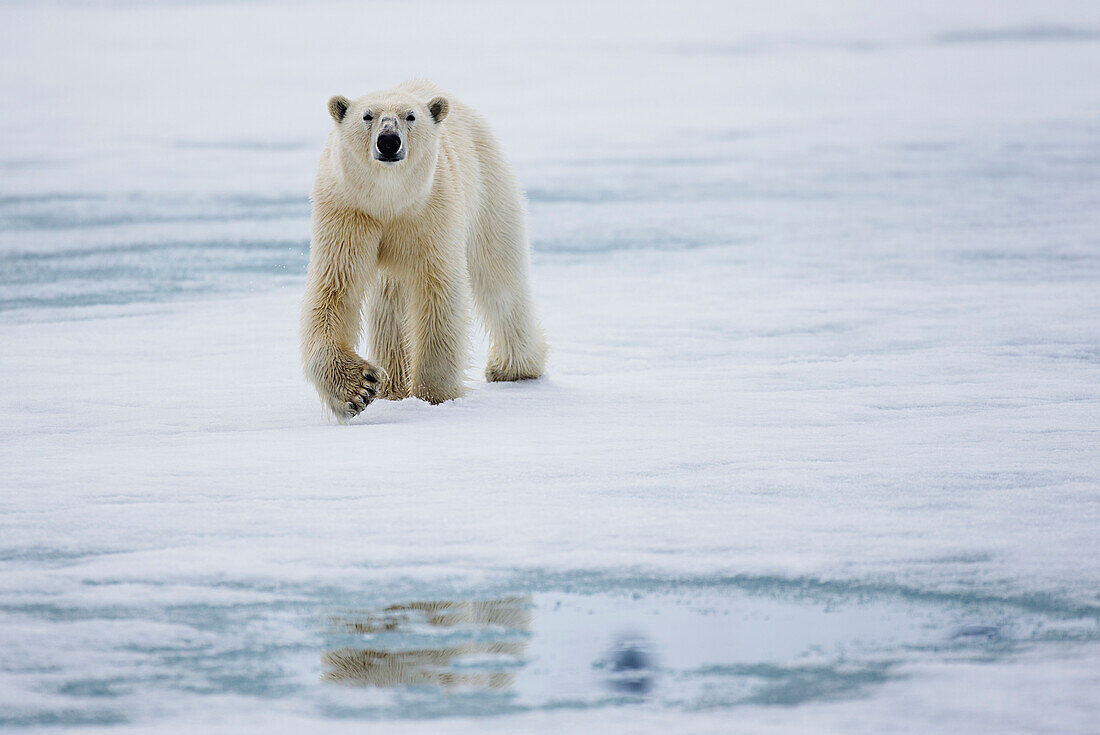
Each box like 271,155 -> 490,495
314,352 -> 384,421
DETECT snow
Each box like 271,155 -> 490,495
1,0 -> 1099,732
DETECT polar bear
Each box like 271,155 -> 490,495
300,80 -> 547,420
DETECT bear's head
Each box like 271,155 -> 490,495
327,91 -> 449,171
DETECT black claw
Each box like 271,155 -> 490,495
365,386 -> 377,397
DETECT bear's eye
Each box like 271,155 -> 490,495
363,112 -> 373,122
405,112 -> 415,122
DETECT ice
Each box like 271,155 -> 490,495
1,0 -> 1099,732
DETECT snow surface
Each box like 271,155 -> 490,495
1,0 -> 1099,732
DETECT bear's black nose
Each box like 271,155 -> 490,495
376,133 -> 401,158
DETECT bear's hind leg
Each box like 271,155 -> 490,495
469,212 -> 547,382
368,274 -> 411,400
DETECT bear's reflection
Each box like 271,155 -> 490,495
330,596 -> 532,634
324,596 -> 530,690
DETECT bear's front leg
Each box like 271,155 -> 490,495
407,253 -> 470,405
300,205 -> 384,421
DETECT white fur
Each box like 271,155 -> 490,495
301,80 -> 547,420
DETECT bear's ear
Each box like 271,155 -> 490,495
328,95 -> 350,123
428,96 -> 449,124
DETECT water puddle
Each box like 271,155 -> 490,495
316,581 -> 1097,717
3,574 -> 1097,727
